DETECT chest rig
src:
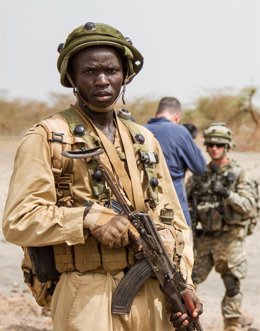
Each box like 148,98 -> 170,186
40,106 -> 160,210
193,161 -> 241,233
197,163 -> 237,201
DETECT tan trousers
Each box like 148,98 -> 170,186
51,271 -> 174,331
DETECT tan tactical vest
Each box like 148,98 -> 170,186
38,106 -> 161,273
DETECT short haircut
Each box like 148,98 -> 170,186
156,97 -> 181,116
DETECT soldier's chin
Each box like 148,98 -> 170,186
85,101 -> 114,113
212,155 -> 223,161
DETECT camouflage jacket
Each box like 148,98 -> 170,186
186,159 -> 255,233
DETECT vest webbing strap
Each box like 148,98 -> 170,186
119,117 -> 159,208
40,115 -> 74,206
41,115 -> 71,176
116,117 -> 145,210
92,122 -> 135,206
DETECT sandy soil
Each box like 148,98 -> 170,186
0,138 -> 260,331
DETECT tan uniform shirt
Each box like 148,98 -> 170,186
2,109 -> 193,284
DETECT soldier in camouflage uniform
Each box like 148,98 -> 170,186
186,123 -> 257,331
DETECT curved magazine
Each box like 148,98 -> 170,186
112,259 -> 154,314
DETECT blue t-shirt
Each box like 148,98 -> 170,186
145,117 -> 206,226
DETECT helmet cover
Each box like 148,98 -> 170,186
203,122 -> 235,148
57,22 -> 144,87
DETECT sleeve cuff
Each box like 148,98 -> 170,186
62,207 -> 85,245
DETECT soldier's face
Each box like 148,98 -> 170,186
70,46 -> 124,108
207,143 -> 226,160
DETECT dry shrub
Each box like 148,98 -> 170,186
183,88 -> 260,151
0,93 -> 75,137
1,87 -> 260,150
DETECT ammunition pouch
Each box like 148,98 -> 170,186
53,239 -> 134,274
28,246 -> 60,283
197,202 -> 224,232
223,205 -> 247,226
196,201 -> 249,237
172,227 -> 185,266
22,247 -> 60,307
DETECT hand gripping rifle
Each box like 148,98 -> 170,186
62,147 -> 203,331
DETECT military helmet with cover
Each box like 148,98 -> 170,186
203,122 -> 234,148
57,22 -> 144,88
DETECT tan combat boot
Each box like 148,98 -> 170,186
224,316 -> 259,331
239,313 -> 259,331
224,317 -> 241,331
238,313 -> 253,328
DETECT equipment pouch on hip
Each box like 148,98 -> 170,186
198,203 -> 223,232
28,246 -> 60,283
21,247 -> 60,307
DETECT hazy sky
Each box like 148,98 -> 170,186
1,0 -> 260,106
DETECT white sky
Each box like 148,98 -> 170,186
1,0 -> 260,106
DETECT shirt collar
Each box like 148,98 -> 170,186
147,117 -> 171,124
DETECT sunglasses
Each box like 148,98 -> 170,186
207,143 -> 225,148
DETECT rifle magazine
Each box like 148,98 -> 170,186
112,259 -> 154,314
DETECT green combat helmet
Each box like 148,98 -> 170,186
57,22 -> 144,88
203,122 -> 235,148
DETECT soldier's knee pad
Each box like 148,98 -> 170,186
222,273 -> 240,297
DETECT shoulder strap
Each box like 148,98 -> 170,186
40,113 -> 75,173
118,111 -> 159,209
39,113 -> 75,206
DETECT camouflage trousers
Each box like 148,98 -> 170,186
193,227 -> 248,319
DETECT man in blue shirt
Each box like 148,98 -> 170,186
145,97 -> 206,226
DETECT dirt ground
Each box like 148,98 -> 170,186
0,138 -> 260,331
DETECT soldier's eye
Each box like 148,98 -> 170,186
84,69 -> 94,75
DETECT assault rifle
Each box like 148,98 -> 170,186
62,147 -> 203,331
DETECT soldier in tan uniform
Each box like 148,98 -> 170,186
187,123 -> 257,331
2,22 -> 202,331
